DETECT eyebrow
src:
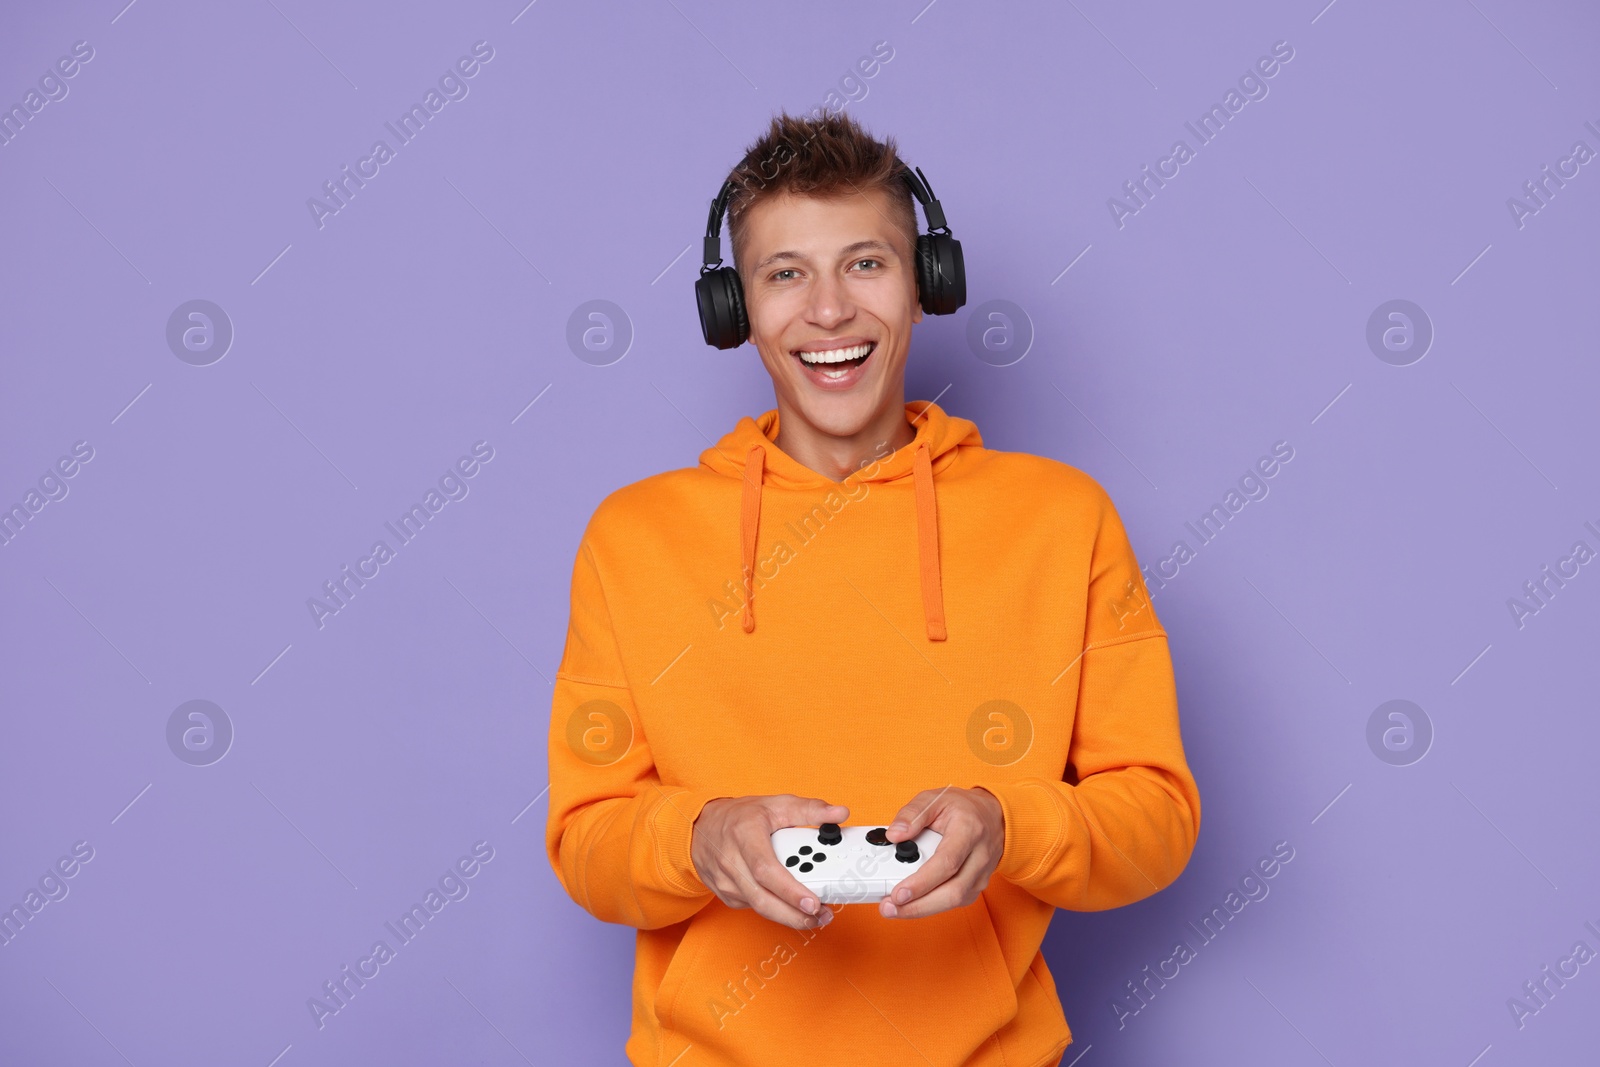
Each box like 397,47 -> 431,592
754,239 -> 897,273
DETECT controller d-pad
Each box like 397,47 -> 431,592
799,862 -> 813,872
865,827 -> 890,846
817,823 -> 842,845
895,841 -> 920,863
785,855 -> 799,867
799,845 -> 812,855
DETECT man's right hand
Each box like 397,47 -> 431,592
690,795 -> 848,930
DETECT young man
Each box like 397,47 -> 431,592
546,112 -> 1200,1067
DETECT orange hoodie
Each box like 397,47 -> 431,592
546,401 -> 1200,1067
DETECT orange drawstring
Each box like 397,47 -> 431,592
913,442 -> 947,641
738,440 -> 945,641
740,445 -> 766,633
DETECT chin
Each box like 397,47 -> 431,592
788,388 -> 885,439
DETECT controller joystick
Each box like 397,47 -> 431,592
817,823 -> 842,846
895,840 -> 920,863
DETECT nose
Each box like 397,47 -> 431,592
805,268 -> 855,329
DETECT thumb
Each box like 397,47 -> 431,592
887,788 -> 947,840
768,795 -> 849,830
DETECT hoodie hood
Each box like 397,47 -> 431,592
699,401 -> 983,641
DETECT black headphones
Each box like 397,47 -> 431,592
694,160 -> 967,349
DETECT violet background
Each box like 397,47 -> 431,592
3,1 -> 1598,1064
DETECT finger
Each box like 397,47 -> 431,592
883,842 -> 992,919
886,787 -> 951,841
766,794 -> 850,831
709,843 -> 817,925
751,880 -> 831,929
882,860 -> 981,919
882,828 -> 972,907
742,829 -> 831,919
739,865 -> 832,929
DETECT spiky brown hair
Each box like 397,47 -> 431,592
723,110 -> 918,281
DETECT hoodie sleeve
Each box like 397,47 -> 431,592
976,484 -> 1201,911
544,536 -> 723,930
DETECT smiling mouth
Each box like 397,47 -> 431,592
794,342 -> 876,380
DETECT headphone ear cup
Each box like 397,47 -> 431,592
695,266 -> 749,349
728,269 -> 749,345
914,234 -> 934,314
915,233 -> 967,316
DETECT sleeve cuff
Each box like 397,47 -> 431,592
976,779 -> 1074,885
649,787 -> 729,898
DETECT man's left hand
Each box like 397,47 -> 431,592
879,786 -> 1005,919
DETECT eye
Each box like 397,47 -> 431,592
771,268 -> 798,282
852,258 -> 882,272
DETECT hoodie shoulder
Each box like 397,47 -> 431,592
969,447 -> 1115,513
581,464 -> 724,545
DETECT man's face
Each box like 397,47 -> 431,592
738,187 -> 922,439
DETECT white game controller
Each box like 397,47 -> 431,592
770,823 -> 943,905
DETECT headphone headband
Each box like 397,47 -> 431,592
897,162 -> 950,233
702,180 -> 737,269
700,159 -> 949,270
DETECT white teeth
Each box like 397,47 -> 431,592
797,342 -> 873,365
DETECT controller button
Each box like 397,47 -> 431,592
785,855 -> 799,867
799,862 -> 813,873
866,827 -> 890,846
818,823 -> 842,845
812,852 -> 826,861
896,841 -> 920,863
799,845 -> 812,855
